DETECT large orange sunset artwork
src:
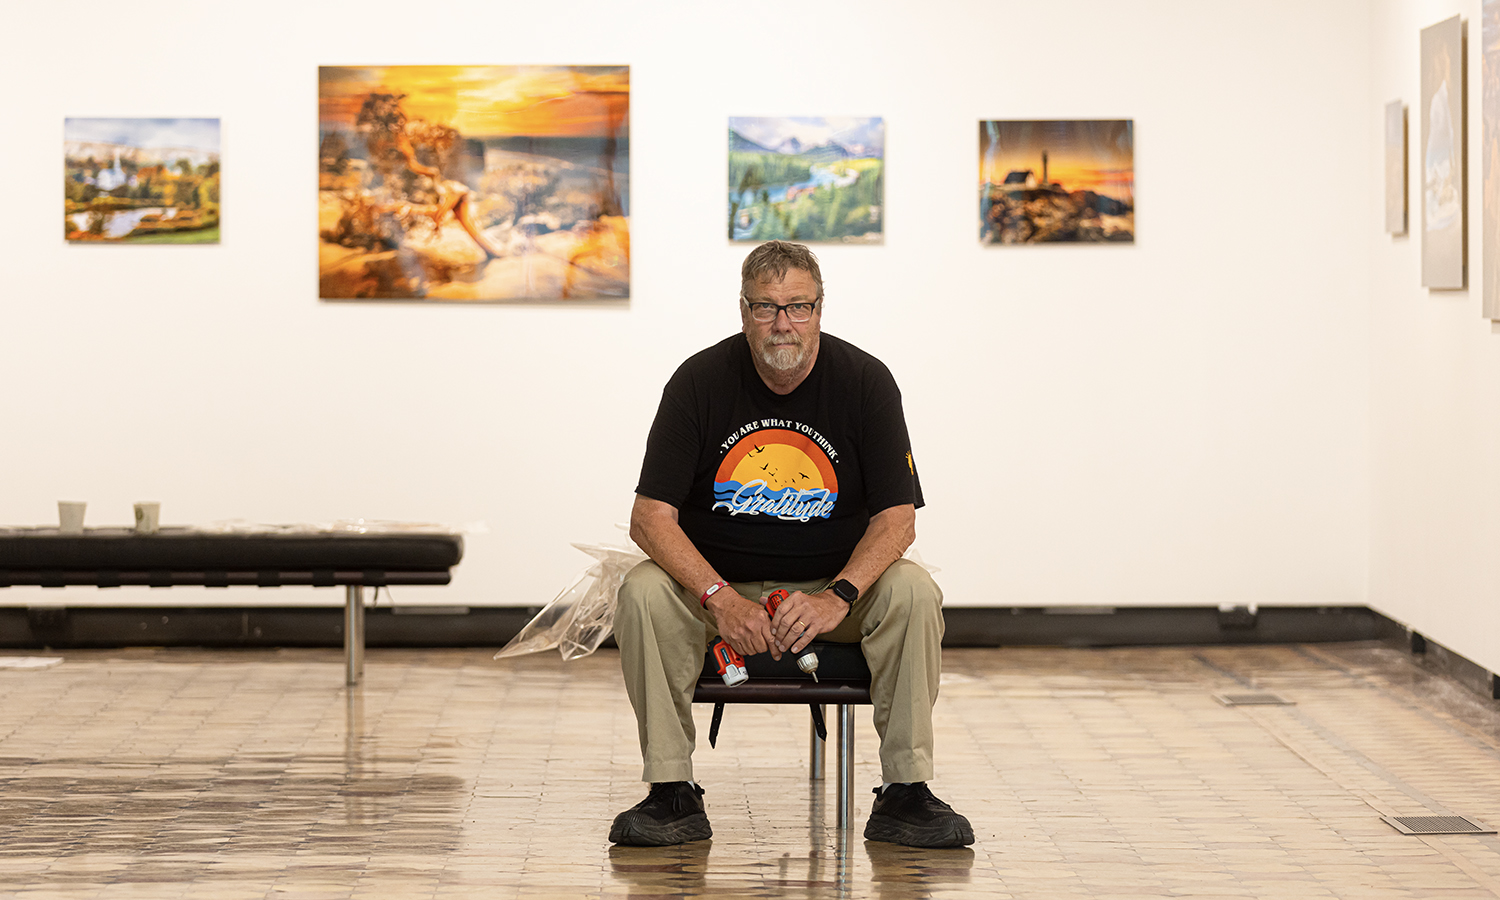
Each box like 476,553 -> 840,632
318,65 -> 629,303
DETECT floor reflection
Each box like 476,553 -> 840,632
343,685 -> 371,824
608,841 -> 711,895
866,841 -> 974,899
2,644 -> 1500,897
0,753 -> 465,870
605,833 -> 973,899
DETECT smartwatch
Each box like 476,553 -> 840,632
830,579 -> 859,605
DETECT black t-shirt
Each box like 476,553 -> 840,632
635,332 -> 923,582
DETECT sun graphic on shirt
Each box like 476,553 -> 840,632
716,428 -> 838,494
731,443 -> 818,491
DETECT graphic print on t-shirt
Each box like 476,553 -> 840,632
712,427 -> 839,522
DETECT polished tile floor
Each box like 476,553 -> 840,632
2,642 -> 1500,898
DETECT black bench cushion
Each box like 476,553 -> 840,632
728,642 -> 871,681
0,529 -> 463,586
694,641 -> 873,705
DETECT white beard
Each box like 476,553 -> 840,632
758,335 -> 807,371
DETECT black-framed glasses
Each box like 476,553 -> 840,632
743,298 -> 819,323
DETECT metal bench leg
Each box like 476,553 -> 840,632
810,703 -> 826,781
837,703 -> 855,830
345,584 -> 364,686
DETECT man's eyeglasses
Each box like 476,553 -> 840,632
743,299 -> 819,323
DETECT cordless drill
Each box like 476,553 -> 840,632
764,589 -> 820,682
709,636 -> 748,686
708,589 -> 821,685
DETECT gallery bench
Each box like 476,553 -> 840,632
694,641 -> 872,830
0,527 -> 464,685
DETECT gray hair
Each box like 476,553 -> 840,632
740,241 -> 824,299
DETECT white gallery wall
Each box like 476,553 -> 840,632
1,3 -> 1374,623
1369,0 -> 1500,676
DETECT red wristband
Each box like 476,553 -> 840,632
699,580 -> 729,608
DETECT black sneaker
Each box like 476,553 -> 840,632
864,782 -> 974,848
608,782 -> 712,846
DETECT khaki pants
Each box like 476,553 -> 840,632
614,557 -> 944,784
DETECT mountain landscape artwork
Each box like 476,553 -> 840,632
64,118 -> 221,244
979,120 -> 1134,244
319,65 -> 629,302
728,116 -> 884,244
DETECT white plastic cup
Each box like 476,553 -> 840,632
133,501 -> 160,535
58,501 -> 86,534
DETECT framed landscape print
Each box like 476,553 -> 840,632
980,119 -> 1134,244
64,118 -> 220,244
319,65 -> 630,302
1421,15 -> 1464,289
728,116 -> 884,244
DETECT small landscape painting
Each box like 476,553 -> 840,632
728,116 -> 884,244
64,118 -> 221,244
319,65 -> 629,303
979,119 -> 1133,244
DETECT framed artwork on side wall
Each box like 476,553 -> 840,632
1484,0 -> 1500,318
318,65 -> 630,303
64,118 -> 220,244
979,120 -> 1134,244
1421,15 -> 1465,290
1385,101 -> 1407,235
727,117 -> 885,244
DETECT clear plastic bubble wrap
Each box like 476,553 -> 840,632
494,540 -> 646,661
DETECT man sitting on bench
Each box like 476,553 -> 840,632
610,241 -> 973,849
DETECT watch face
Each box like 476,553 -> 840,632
832,579 -> 857,602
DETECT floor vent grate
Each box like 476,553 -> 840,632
1382,815 -> 1496,835
1214,692 -> 1293,706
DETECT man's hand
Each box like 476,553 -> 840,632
769,590 -> 848,655
707,590 -> 777,659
